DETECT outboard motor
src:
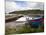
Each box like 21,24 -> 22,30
26,17 -> 32,25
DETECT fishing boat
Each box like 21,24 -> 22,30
26,15 -> 44,28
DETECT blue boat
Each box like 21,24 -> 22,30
26,16 -> 44,28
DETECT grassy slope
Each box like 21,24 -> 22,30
9,10 -> 44,15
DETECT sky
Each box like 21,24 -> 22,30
5,0 -> 44,13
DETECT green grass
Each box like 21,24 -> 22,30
5,23 -> 44,35
9,10 -> 44,14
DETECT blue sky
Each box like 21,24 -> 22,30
5,0 -> 44,13
15,1 -> 28,7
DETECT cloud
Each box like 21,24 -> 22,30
5,1 -> 44,13
5,1 -> 27,13
6,0 -> 29,1
5,1 -> 17,13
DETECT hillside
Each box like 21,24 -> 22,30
9,10 -> 44,15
